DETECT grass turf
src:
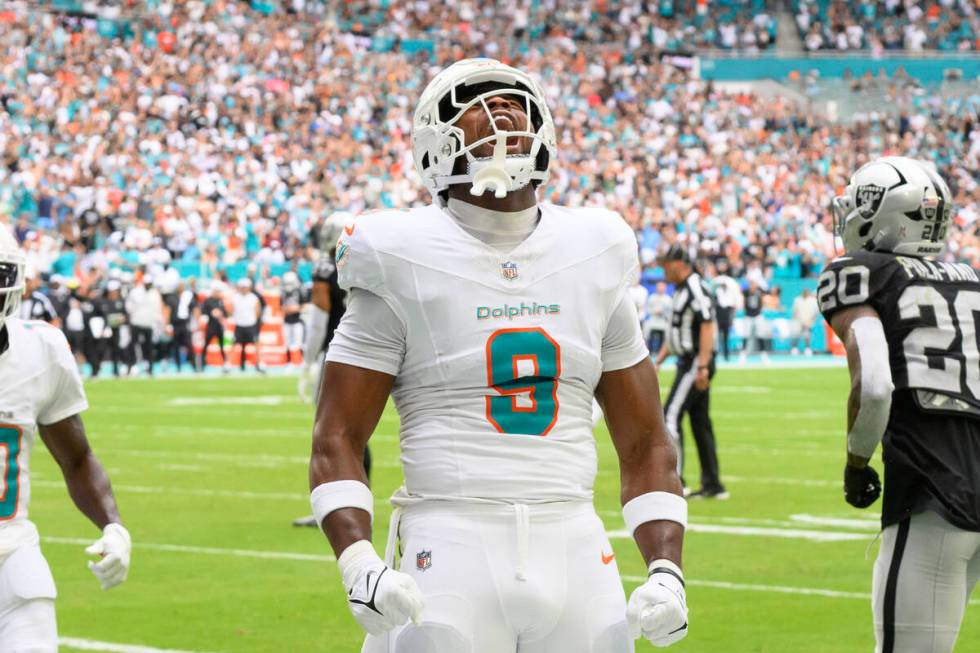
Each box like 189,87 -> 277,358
27,366 -> 980,652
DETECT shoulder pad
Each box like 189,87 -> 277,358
333,208 -> 415,293
542,204 -> 639,283
818,250 -> 898,319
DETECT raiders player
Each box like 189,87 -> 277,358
819,156 -> 978,653
298,213 -> 349,402
0,224 -> 130,650
310,58 -> 687,652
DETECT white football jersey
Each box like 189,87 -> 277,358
0,319 -> 88,557
327,203 -> 647,503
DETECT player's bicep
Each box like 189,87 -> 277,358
311,362 -> 394,485
38,415 -> 92,472
596,358 -> 674,462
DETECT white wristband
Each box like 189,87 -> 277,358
310,480 -> 374,531
337,539 -> 383,588
648,558 -> 684,579
623,491 -> 687,537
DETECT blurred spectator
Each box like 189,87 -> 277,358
791,288 -> 820,356
126,275 -> 165,376
168,280 -> 200,373
644,281 -> 673,355
710,267 -> 741,361
281,271 -> 304,366
102,280 -> 130,376
741,280 -> 767,363
19,272 -> 59,325
201,283 -> 229,372
231,279 -> 263,373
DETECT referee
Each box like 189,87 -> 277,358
654,244 -> 727,500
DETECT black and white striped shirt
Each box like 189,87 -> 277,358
667,272 -> 715,357
19,291 -> 58,323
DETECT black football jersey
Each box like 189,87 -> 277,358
819,250 -> 980,530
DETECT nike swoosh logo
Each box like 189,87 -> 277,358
601,551 -> 615,565
344,224 -> 356,236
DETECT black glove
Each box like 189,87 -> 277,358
844,464 -> 881,509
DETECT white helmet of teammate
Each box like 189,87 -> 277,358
412,58 -> 556,202
282,271 -> 300,292
833,156 -> 954,257
0,223 -> 25,329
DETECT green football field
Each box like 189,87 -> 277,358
27,365 -> 980,652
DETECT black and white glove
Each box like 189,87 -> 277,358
844,464 -> 881,509
626,559 -> 688,647
338,540 -> 424,635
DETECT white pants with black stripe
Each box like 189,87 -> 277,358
873,510 -> 980,653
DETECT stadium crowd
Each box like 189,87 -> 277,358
0,0 -> 977,371
795,0 -> 979,51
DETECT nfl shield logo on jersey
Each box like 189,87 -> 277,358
501,261 -> 519,281
416,550 -> 432,572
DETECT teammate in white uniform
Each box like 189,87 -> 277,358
309,59 -> 688,652
0,225 -> 131,652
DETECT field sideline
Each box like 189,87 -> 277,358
27,367 -> 980,652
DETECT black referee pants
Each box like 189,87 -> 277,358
664,356 -> 724,493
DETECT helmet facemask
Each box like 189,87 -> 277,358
0,258 -> 24,330
435,82 -> 549,198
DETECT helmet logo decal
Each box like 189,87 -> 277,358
856,184 -> 885,219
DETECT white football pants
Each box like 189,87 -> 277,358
362,501 -> 632,653
0,545 -> 57,653
873,510 -> 980,653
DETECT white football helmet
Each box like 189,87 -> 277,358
412,58 -> 556,202
833,156 -> 953,257
282,271 -> 300,292
0,224 -> 25,329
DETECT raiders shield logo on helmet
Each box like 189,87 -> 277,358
856,184 -> 886,219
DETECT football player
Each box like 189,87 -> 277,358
820,156 -> 979,653
0,224 -> 130,651
309,59 -> 687,652
298,212 -> 351,402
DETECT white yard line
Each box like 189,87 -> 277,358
42,537 -> 334,563
165,396 -> 287,406
60,638 -> 217,653
722,474 -> 840,486
621,576 -> 869,599
609,524 -> 868,542
32,480 -> 308,502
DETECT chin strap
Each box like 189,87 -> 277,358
434,138 -> 537,198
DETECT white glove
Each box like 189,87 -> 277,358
627,559 -> 688,647
338,540 -> 424,635
85,523 -> 131,591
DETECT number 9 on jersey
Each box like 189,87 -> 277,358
485,328 -> 561,436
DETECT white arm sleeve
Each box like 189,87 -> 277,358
847,317 -> 894,459
325,288 -> 406,377
601,292 -> 650,372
